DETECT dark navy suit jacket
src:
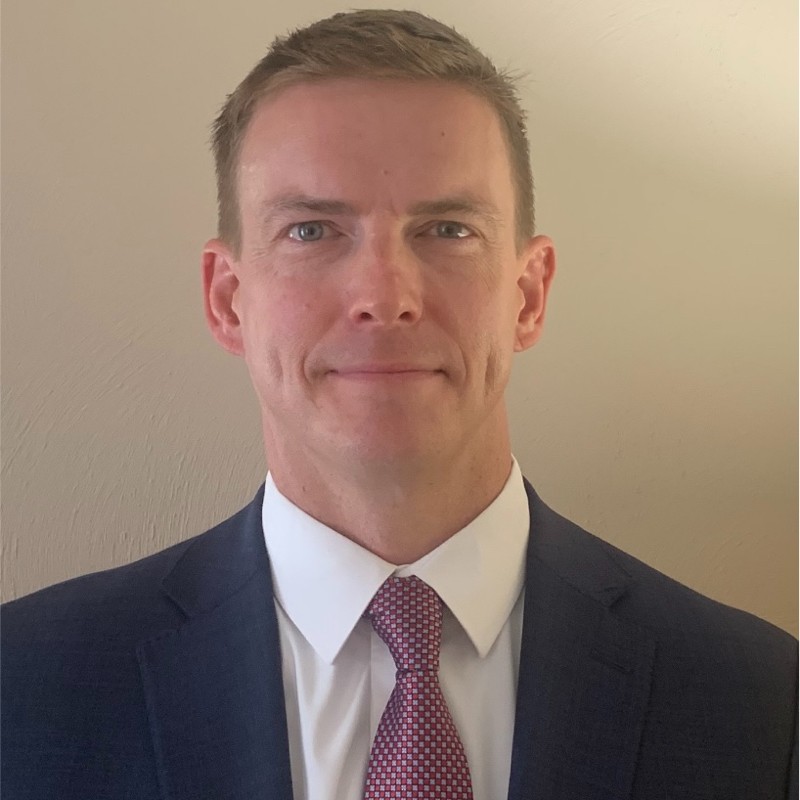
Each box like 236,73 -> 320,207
2,480 -> 797,799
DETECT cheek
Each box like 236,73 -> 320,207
239,276 -> 336,388
468,287 -> 518,345
464,296 -> 519,390
238,284 -> 298,360
241,276 -> 314,337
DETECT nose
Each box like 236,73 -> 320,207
345,234 -> 423,327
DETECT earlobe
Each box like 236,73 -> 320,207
202,239 -> 245,356
514,235 -> 556,352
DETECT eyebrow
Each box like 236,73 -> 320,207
407,195 -> 502,226
262,195 -> 356,218
261,192 -> 502,226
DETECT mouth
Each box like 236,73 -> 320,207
330,365 -> 444,381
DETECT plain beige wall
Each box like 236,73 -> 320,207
2,1 -> 797,636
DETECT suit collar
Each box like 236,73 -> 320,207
159,485 -> 267,618
137,485 -> 294,800
156,478 -> 632,624
523,479 -> 633,607
138,480 -> 655,800
507,480 -> 656,800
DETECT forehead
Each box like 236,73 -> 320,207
236,78 -> 515,214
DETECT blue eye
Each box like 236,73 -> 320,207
288,222 -> 328,241
431,221 -> 471,239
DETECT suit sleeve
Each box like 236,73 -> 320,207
788,664 -> 798,800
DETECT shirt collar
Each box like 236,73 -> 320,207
261,458 -> 530,664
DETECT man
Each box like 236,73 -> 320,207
2,9 -> 796,800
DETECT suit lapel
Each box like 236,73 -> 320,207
137,487 -> 294,800
508,482 -> 656,800
134,479 -> 654,800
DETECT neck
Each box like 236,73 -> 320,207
266,446 -> 514,565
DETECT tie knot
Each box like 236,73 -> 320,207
366,576 -> 443,672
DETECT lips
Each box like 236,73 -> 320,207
330,364 -> 443,380
333,364 -> 438,374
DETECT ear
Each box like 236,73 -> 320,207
202,238 -> 245,356
514,234 -> 556,352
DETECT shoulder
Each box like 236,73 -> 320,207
527,488 -> 796,791
0,491 -> 265,798
528,484 -> 796,651
527,486 -> 797,698
1,490 -> 262,657
595,519 -> 795,666
2,533 -> 191,648
0,532 -> 195,798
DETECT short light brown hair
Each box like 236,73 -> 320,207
211,9 -> 534,255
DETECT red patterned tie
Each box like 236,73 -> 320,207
363,575 -> 474,799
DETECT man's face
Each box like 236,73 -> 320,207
203,78 -> 554,477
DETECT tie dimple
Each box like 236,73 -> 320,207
363,576 -> 474,799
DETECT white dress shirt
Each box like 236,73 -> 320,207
261,458 -> 530,800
